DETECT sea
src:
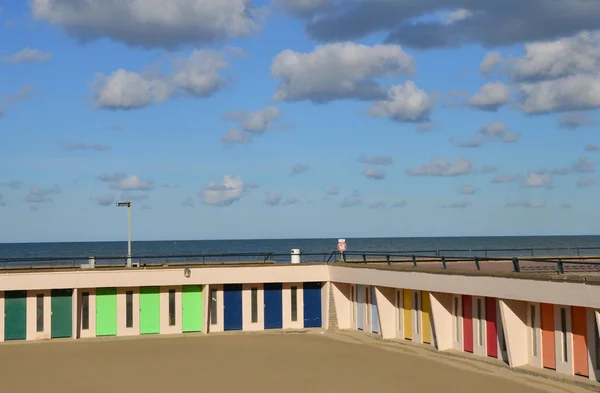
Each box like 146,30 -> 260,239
1,236 -> 599,267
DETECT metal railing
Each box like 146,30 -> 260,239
0,246 -> 599,275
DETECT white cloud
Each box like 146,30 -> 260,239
552,157 -> 596,175
577,177 -> 597,188
31,0 -> 263,49
492,173 -> 521,183
368,81 -> 433,123
391,201 -> 407,208
415,122 -> 440,133
120,192 -> 149,201
519,74 -> 600,114
23,185 -> 61,203
442,201 -> 472,208
558,112 -> 597,129
271,42 -> 415,103
362,168 -> 385,180
407,158 -> 472,177
91,69 -> 171,110
265,191 -> 282,206
224,106 -> 281,132
0,180 -> 24,189
61,142 -> 111,151
201,175 -> 248,206
523,171 -> 552,188
447,9 -> 473,24
171,50 -> 229,97
99,173 -> 154,191
221,128 -> 253,145
479,122 -> 521,143
274,0 -> 333,17
340,192 -> 362,208
91,50 -> 232,110
459,185 -> 476,195
512,31 -> 600,82
290,163 -> 309,176
282,196 -> 299,205
467,82 -> 511,111
3,48 -> 51,64
326,186 -> 340,196
357,155 -> 393,166
369,201 -> 386,209
480,52 -> 504,76
95,194 -> 114,206
181,196 -> 195,207
585,144 -> 599,152
479,165 -> 498,174
505,200 -> 545,208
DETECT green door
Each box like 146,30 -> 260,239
96,287 -> 117,336
5,291 -> 26,340
51,289 -> 73,338
140,286 -> 160,334
182,285 -> 203,332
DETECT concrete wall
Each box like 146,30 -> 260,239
208,284 -> 224,333
117,287 -> 139,337
78,288 -> 96,338
331,282 -> 352,329
242,283 -> 264,331
554,304 -> 574,376
26,290 -> 51,340
282,283 -> 303,329
499,299 -> 528,368
430,292 -> 453,351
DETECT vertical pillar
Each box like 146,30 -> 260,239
374,286 -> 396,339
499,299 -> 529,367
321,282 -> 329,330
71,288 -> 78,339
331,283 -> 351,329
430,292 -> 453,351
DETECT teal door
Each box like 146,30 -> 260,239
51,289 -> 73,338
5,291 -> 27,340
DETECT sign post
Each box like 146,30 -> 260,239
337,239 -> 347,262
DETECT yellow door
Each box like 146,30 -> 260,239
403,289 -> 412,339
422,291 -> 431,343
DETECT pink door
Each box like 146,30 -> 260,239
485,297 -> 498,358
463,295 -> 473,353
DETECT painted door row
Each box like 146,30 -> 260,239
4,289 -> 73,341
96,285 -> 204,336
528,303 -> 600,380
218,282 -> 322,331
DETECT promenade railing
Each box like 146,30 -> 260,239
0,246 -> 599,275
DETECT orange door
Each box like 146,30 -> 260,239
541,303 -> 556,369
572,306 -> 589,377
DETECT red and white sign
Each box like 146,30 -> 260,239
337,239 -> 347,252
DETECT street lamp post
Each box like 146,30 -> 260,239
116,201 -> 132,267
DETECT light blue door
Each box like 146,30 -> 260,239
357,285 -> 364,330
371,286 -> 379,333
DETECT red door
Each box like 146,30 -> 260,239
463,295 -> 473,353
541,303 -> 556,369
572,306 -> 589,377
485,297 -> 498,358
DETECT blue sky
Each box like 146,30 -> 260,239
0,0 -> 599,242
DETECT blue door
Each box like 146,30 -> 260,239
264,283 -> 283,329
357,285 -> 364,330
371,286 -> 379,333
303,282 -> 322,328
224,284 -> 242,331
